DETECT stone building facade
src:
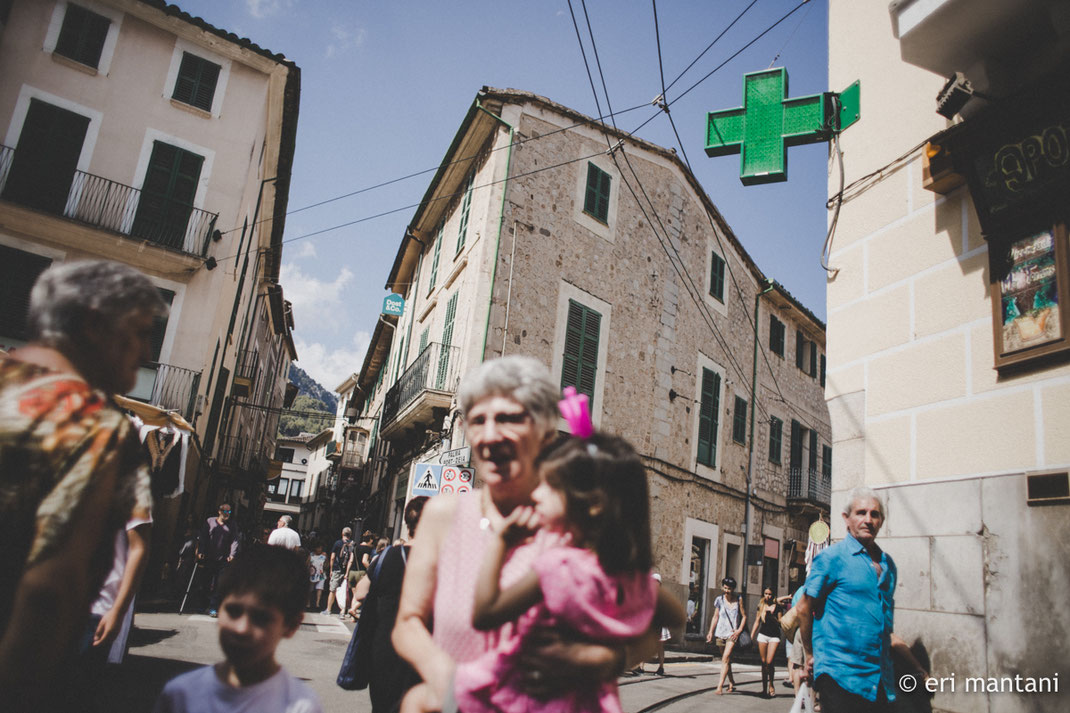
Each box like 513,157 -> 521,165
826,2 -> 1070,711
342,88 -> 830,646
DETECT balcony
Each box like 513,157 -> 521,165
381,342 -> 461,436
127,362 -> 201,422
340,449 -> 364,470
0,144 -> 217,257
232,349 -> 259,398
788,467 -> 831,509
217,435 -> 254,472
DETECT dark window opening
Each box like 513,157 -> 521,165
172,52 -> 221,112
55,3 -> 110,68
583,162 -> 611,223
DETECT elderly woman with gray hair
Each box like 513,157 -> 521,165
393,356 -> 666,713
0,260 -> 166,712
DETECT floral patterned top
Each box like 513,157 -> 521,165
0,357 -> 151,638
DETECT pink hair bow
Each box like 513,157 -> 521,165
559,386 -> 594,439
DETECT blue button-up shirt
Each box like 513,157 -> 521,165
804,533 -> 897,702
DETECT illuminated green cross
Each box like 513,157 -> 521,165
705,67 -> 859,185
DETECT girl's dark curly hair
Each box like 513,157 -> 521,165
537,432 -> 652,574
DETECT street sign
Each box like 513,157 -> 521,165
411,462 -> 473,497
705,67 -> 860,185
382,293 -> 405,317
440,446 -> 470,467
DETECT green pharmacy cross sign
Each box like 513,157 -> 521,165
705,67 -> 860,185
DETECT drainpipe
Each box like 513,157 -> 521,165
476,99 -> 514,361
743,278 -> 775,608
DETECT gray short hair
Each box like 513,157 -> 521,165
843,485 -> 886,518
28,260 -> 168,345
457,356 -> 559,437
279,514 -> 293,526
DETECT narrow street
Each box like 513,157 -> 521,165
101,612 -> 808,713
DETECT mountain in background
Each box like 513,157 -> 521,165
289,364 -> 338,413
277,365 -> 338,438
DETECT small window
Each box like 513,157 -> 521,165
456,171 -> 474,255
561,300 -> 602,406
709,252 -> 726,302
172,52 -> 221,112
427,222 -> 443,293
697,368 -> 721,467
55,3 -> 110,69
732,396 -> 747,444
147,288 -> 175,363
275,446 -> 295,463
290,479 -> 303,498
769,315 -> 785,357
583,162 -> 611,223
768,416 -> 783,464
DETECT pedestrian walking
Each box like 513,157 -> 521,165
750,586 -> 784,697
324,526 -> 354,616
309,542 -> 327,611
267,514 -> 302,549
152,545 -> 323,713
797,486 -> 898,713
197,503 -> 240,616
0,260 -> 163,713
705,576 -> 746,694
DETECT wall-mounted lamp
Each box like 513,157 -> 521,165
936,72 -> 973,118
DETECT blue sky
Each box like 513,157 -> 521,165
177,0 -> 831,391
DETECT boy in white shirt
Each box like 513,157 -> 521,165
153,545 -> 323,713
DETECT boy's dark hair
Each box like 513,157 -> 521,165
404,496 -> 429,536
217,544 -> 307,621
538,432 -> 652,574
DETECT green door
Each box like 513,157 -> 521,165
3,99 -> 89,214
132,141 -> 203,250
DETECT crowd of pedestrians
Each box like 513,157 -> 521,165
2,261 -> 928,713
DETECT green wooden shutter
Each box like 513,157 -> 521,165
822,445 -> 832,479
790,419 -> 803,468
456,171 -> 473,255
795,331 -> 805,369
768,416 -> 782,464
583,163 -> 611,223
697,368 -> 721,467
418,327 -> 429,355
560,300 -> 601,405
809,429 -> 819,472
809,342 -> 818,378
709,252 -> 725,302
132,141 -> 204,249
428,222 -> 443,293
173,53 -> 221,112
4,99 -> 90,214
732,396 -> 747,444
436,292 -> 458,389
55,4 -> 110,68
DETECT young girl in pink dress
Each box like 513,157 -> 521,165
451,429 -> 683,713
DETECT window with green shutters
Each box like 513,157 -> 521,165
427,222 -> 443,294
583,162 -> 611,224
697,368 -> 721,467
732,396 -> 747,444
768,416 -> 783,464
55,3 -> 110,69
436,292 -> 458,389
769,315 -> 785,357
173,52 -> 221,112
560,300 -> 601,405
709,251 -> 726,302
808,429 -> 819,473
132,141 -> 204,250
456,171 -> 474,255
418,327 -> 429,355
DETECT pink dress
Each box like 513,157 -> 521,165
454,547 -> 658,713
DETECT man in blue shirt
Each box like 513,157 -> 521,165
798,487 -> 897,712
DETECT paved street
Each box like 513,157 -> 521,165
101,611 -> 803,712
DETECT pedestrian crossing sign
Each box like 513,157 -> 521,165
410,462 -> 475,498
411,464 -> 442,496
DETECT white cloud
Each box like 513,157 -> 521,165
325,22 -> 366,58
246,0 -> 294,19
293,331 -> 370,393
289,241 -> 317,260
279,262 -> 353,329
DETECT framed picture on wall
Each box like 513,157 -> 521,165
990,223 -> 1070,370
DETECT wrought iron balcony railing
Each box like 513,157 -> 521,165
0,144 -> 217,257
788,466 -> 831,506
382,342 -> 461,427
147,363 -> 201,422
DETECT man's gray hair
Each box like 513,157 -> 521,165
279,514 -> 293,527
27,260 -> 168,346
457,356 -> 559,437
843,485 -> 886,518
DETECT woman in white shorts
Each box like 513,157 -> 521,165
749,586 -> 783,698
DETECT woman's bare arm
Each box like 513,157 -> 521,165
471,507 -> 542,630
